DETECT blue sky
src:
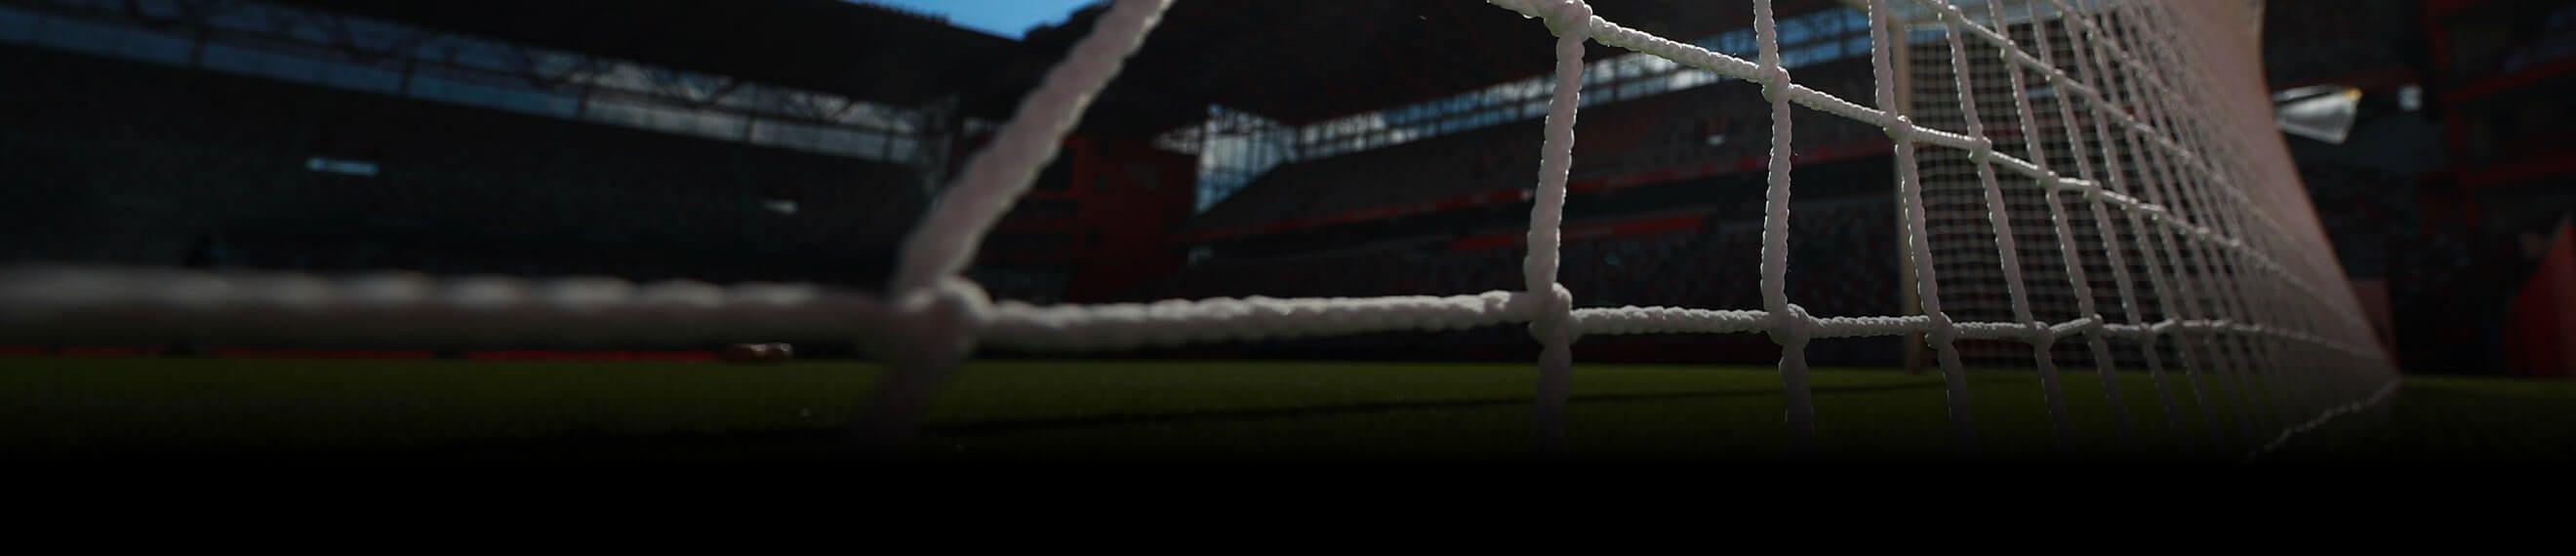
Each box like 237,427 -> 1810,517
860,0 -> 1098,39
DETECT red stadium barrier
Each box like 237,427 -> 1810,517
463,350 -> 717,362
1447,213 -> 1708,252
60,346 -> 165,357
208,348 -> 438,360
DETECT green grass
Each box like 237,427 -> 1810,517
2,357 -> 2568,461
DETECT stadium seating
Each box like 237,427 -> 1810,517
1145,200 -> 1899,316
1132,198 -> 1902,363
1190,59 -> 1884,236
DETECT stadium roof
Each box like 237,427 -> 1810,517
281,0 -> 1848,138
277,0 -> 1020,108
1008,0 -> 1850,135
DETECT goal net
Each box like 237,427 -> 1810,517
0,0 -> 2397,458
1883,0 -> 2395,454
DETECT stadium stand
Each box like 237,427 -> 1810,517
1134,197 -> 1902,364
0,45 -> 926,287
1,0 -> 2521,377
1188,59 -> 1884,239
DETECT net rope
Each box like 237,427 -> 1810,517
0,0 -> 2398,458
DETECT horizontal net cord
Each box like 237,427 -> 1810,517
0,265 -> 2377,360
1482,0 -> 2343,323
980,292 -> 1529,351
0,266 -> 896,346
1573,304 -> 2371,356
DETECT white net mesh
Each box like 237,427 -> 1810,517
0,0 -> 2398,458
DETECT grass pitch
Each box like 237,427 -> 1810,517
3,357 -> 2569,461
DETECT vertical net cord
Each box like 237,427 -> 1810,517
1524,0 -> 1590,457
858,0 -> 1172,451
2061,0 -> 2328,296
2046,0 -> 2224,452
1934,4 -> 2077,447
2173,1 -> 2328,448
2153,4 -> 2285,443
1877,0 -> 2336,314
890,0 -> 1170,295
2018,0 -> 2178,450
2083,0 -> 2262,449
1751,0 -> 1817,452
2135,3 -> 2292,445
2089,1 -> 2240,448
2030,0 -> 2369,454
1979,0 -> 2137,448
1867,0 -> 1980,454
2174,1 -> 2369,434
2131,1 -> 2280,447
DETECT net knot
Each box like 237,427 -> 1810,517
1766,303 -> 1813,347
1923,311 -> 1958,347
1543,0 -> 1594,37
1758,63 -> 1791,99
875,277 -> 992,368
1525,283 -> 1577,343
1881,114 -> 1914,142
2025,320 -> 2055,347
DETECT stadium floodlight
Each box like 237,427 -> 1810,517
0,0 -> 2397,459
